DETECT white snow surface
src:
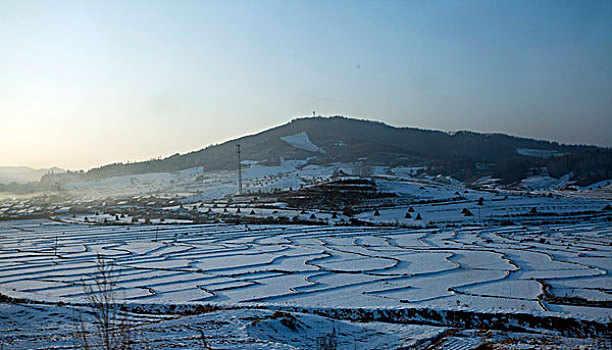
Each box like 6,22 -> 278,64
516,148 -> 566,158
519,173 -> 573,190
280,132 -> 326,153
0,304 -> 447,349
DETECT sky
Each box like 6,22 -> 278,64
1,0 -> 611,170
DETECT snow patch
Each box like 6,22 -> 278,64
281,132 -> 326,153
517,148 -> 566,158
520,173 -> 572,190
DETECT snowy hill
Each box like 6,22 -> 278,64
8,116 -> 609,191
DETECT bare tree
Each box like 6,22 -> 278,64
79,254 -> 129,350
78,255 -> 208,349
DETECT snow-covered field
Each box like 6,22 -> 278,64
1,217 -> 610,348
1,161 -> 611,349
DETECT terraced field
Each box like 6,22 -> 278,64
1,219 -> 610,327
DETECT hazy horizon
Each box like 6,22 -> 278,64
2,1 -> 611,170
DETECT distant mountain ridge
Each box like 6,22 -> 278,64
0,166 -> 64,184
46,116 -> 612,186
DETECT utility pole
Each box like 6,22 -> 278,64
236,144 -> 242,195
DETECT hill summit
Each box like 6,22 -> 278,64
48,116 -> 612,186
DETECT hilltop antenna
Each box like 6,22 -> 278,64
236,144 -> 243,195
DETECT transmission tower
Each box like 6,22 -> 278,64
236,144 -> 242,195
